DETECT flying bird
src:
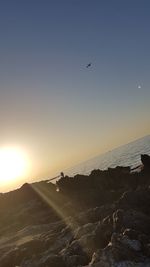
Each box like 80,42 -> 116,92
86,63 -> 92,68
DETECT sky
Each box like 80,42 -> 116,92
0,0 -> 150,192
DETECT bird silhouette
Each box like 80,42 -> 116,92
86,63 -> 92,68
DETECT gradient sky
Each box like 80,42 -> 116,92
0,0 -> 150,192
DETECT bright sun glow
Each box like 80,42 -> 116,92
0,147 -> 28,185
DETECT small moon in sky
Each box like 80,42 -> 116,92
138,85 -> 141,89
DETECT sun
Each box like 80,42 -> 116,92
0,147 -> 28,185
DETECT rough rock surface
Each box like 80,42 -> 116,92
0,154 -> 150,267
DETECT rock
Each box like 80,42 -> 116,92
112,209 -> 124,232
110,233 -> 140,262
94,218 -> 113,248
40,254 -> 65,267
89,245 -> 115,266
60,239 -> 85,257
141,154 -> 150,170
78,233 -> 97,257
122,210 -> 150,234
74,223 -> 96,239
121,236 -> 141,252
0,153 -> 150,267
123,229 -> 140,240
63,254 -> 88,267
60,239 -> 89,266
118,188 -> 150,215
88,232 -> 150,267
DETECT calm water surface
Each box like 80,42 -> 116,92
65,135 -> 150,176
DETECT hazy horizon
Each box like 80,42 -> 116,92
1,134 -> 150,193
0,0 -> 150,192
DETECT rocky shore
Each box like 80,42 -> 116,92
0,154 -> 150,267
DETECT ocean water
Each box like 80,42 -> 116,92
65,135 -> 150,176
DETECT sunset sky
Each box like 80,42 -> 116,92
0,0 -> 150,192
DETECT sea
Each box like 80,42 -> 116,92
65,135 -> 150,177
